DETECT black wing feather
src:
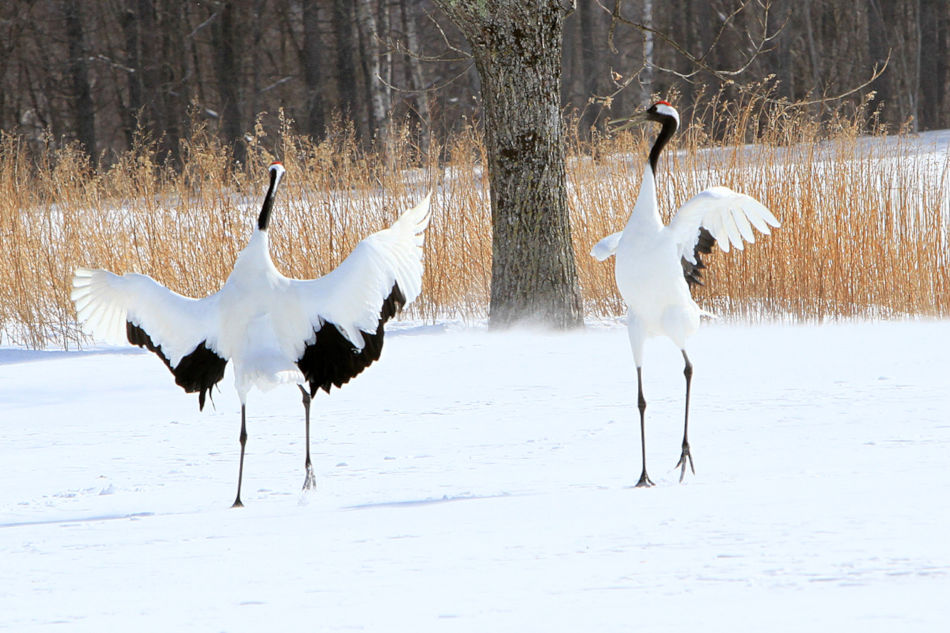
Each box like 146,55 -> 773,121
297,283 -> 406,396
681,227 -> 716,287
126,322 -> 228,410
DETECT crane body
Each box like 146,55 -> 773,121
72,162 -> 431,505
594,102 -> 779,487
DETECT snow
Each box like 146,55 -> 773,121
1,320 -> 949,631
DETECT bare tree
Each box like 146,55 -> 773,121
399,0 -> 431,150
870,0 -> 922,130
302,0 -> 326,138
639,0 -> 654,103
918,0 -> 950,130
433,0 -> 583,329
212,1 -> 244,161
596,0 -> 781,105
356,0 -> 389,140
0,0 -> 946,166
333,0 -> 360,127
63,0 -> 96,157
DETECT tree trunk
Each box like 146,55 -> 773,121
867,0 -> 892,120
378,0 -> 393,111
640,0 -> 654,104
333,0 -> 359,125
919,0 -> 950,129
160,3 -> 186,161
909,0 -> 922,132
213,1 -> 244,161
137,0 -> 161,133
355,0 -> 388,140
401,0 -> 430,152
249,0 -> 266,125
577,0 -> 598,132
119,2 -> 142,148
769,1 -> 794,100
434,0 -> 583,329
804,0 -> 823,96
63,0 -> 95,158
302,0 -> 325,138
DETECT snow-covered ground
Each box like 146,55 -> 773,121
1,320 -> 948,631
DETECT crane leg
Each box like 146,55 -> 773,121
675,350 -> 696,482
232,405 -> 248,508
299,385 -> 316,491
635,366 -> 655,487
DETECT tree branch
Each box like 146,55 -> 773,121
598,0 -> 780,82
377,61 -> 476,95
592,0 -> 886,112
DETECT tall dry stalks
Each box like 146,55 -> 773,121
0,98 -> 947,349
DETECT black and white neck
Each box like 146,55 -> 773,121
645,101 -> 680,174
257,162 -> 286,231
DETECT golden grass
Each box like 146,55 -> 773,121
570,93 -> 950,323
1,100 -> 948,349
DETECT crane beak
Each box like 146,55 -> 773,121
608,110 -> 649,132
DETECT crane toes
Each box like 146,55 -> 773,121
635,470 -> 655,488
675,442 -> 695,482
302,463 -> 316,491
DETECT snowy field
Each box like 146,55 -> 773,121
1,319 -> 948,631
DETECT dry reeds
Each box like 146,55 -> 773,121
569,91 -> 950,323
1,98 -> 948,350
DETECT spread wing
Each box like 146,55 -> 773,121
71,269 -> 227,408
666,186 -> 779,285
290,192 -> 432,394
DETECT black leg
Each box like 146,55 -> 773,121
232,405 -> 247,508
635,366 -> 654,487
299,385 -> 316,491
675,350 -> 696,482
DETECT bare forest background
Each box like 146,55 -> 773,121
1,0 -> 948,163
2,0 -> 949,348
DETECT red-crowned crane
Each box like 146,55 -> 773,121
72,162 -> 432,506
592,101 -> 779,487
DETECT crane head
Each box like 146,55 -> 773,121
609,100 -> 680,132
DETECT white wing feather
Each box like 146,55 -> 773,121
291,192 -> 432,349
667,186 -> 779,262
591,231 -> 623,261
71,268 -> 221,366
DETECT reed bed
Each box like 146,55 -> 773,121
572,98 -> 950,324
1,100 -> 947,350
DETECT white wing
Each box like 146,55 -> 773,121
666,186 -> 779,263
71,268 -> 222,367
291,192 -> 432,349
591,231 -> 623,261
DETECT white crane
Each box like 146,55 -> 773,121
592,101 -> 779,487
72,162 -> 432,506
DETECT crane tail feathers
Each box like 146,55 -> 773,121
591,232 -> 623,261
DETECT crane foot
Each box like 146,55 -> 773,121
635,470 -> 655,488
302,464 -> 316,491
675,441 -> 695,482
